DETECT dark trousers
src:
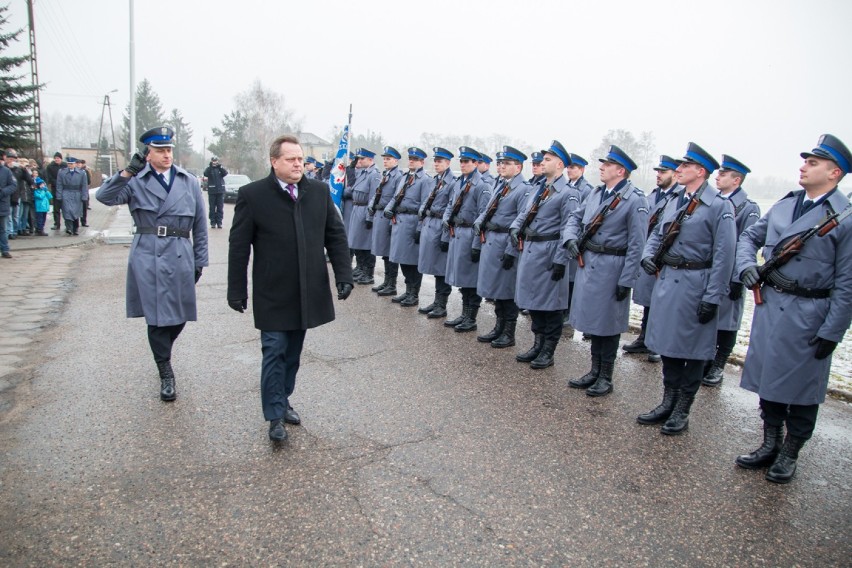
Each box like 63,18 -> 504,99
354,249 -> 375,271
563,281 -> 575,321
35,212 -> 47,232
529,310 -> 563,341
147,323 -> 186,363
640,306 -> 650,333
760,398 -> 819,440
260,330 -> 307,422
400,263 -> 422,287
81,200 -> 88,225
435,274 -> 451,296
208,192 -> 225,226
52,198 -> 62,228
460,287 -> 481,307
382,257 -> 398,279
590,334 -> 621,364
716,329 -> 737,352
495,298 -> 519,321
661,356 -> 704,396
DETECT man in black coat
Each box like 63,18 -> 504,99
203,157 -> 228,229
45,152 -> 66,231
227,134 -> 354,442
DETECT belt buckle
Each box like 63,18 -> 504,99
156,226 -> 167,237
773,285 -> 784,294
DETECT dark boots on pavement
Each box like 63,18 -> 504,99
569,353 -> 601,389
516,333 -> 545,363
637,386 -> 680,425
765,434 -> 807,484
735,423 -> 784,469
156,360 -> 176,402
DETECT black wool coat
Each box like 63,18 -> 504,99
228,171 -> 353,331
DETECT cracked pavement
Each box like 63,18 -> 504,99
0,203 -> 850,566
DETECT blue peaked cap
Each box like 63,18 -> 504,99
599,145 -> 638,172
801,133 -> 852,175
682,142 -> 720,173
720,154 -> 751,175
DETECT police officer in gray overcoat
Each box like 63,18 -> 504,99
528,152 -> 545,186
735,134 -> 852,484
638,142 -> 736,435
473,146 -> 529,348
509,141 -> 578,369
369,147 -> 404,296
97,126 -> 209,402
564,145 -> 649,396
383,147 -> 431,307
566,153 -> 595,203
417,148 -> 455,318
348,148 -> 381,285
442,147 -> 492,332
57,157 -> 88,235
624,155 -> 682,362
702,155 -> 761,387
477,153 -> 495,188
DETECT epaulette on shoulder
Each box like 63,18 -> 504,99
632,187 -> 644,196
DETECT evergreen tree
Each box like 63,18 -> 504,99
166,108 -> 193,166
0,4 -> 41,151
121,78 -> 165,155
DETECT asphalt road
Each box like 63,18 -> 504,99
0,204 -> 850,566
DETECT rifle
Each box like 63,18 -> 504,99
517,182 -> 551,251
389,172 -> 415,224
479,179 -> 508,243
576,182 -> 630,268
649,183 -> 709,274
369,171 -> 391,212
751,204 -> 851,304
647,189 -> 679,236
446,179 -> 473,237
419,175 -> 447,221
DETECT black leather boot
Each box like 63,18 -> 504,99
371,274 -> 390,292
569,354 -> 600,389
491,319 -> 516,348
661,393 -> 695,435
765,434 -> 806,484
356,265 -> 374,285
392,285 -> 411,303
156,360 -> 176,402
477,318 -> 504,342
454,305 -> 479,332
586,360 -> 614,396
702,348 -> 731,387
427,294 -> 449,319
418,299 -> 437,314
622,329 -> 649,354
735,423 -> 784,469
516,333 -> 545,362
444,297 -> 467,327
399,285 -> 420,307
530,338 -> 558,369
377,277 -> 397,296
637,387 -> 680,425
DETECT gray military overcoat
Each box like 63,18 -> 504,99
57,168 -> 88,221
386,168 -> 430,266
717,186 -> 761,331
633,185 -> 681,307
417,170 -> 454,276
347,164 -> 381,250
443,170 -> 492,288
369,166 -> 403,258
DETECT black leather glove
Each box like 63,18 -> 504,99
564,239 -> 580,259
740,266 -> 760,289
509,228 -> 520,249
471,248 -> 480,263
550,263 -> 566,281
383,209 -> 394,220
697,301 -> 718,324
414,231 -> 421,245
125,152 -> 147,176
500,254 -> 515,270
615,285 -> 630,302
728,282 -> 744,301
473,222 -> 481,235
365,219 -> 373,230
809,336 -> 838,360
442,220 -> 451,232
641,257 -> 658,276
336,282 -> 353,300
439,241 -> 449,252
367,206 -> 375,216
228,298 -> 247,313
194,267 -> 203,284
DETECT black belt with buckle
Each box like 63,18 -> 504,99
485,223 -> 509,233
353,201 -> 369,206
426,210 -> 444,218
663,259 -> 712,270
523,232 -> 560,242
135,226 -> 191,238
452,221 -> 474,228
766,272 -> 831,298
395,207 -> 418,215
584,242 -> 627,256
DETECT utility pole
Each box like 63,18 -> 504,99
128,0 -> 136,153
96,90 -> 120,176
26,0 -> 43,161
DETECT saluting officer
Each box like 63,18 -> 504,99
510,140 -> 579,369
383,147 -> 431,307
473,146 -> 530,348
564,145 -> 649,396
417,147 -> 456,318
735,134 -> 852,484
56,156 -> 87,236
442,147 -> 492,332
566,153 -> 594,203
349,148 -> 381,285
529,152 -> 545,186
702,155 -> 760,386
638,142 -> 736,434
97,126 -> 209,402
477,153 -> 495,187
369,147 -> 404,296
624,155 -> 683,362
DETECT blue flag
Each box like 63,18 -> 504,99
328,125 -> 349,212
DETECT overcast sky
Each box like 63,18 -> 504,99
6,0 -> 852,182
